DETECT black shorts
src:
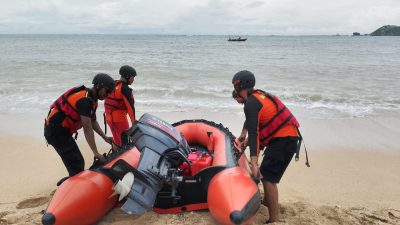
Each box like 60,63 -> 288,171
260,137 -> 298,183
45,124 -> 85,176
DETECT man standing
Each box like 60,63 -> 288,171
104,65 -> 137,148
44,73 -> 115,179
232,70 -> 302,223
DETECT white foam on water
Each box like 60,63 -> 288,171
0,35 -> 399,118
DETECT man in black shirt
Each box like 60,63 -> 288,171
44,73 -> 115,182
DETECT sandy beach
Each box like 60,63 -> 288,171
1,0 -> 400,222
1,111 -> 400,225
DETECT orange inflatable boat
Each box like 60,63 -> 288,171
42,146 -> 141,225
42,114 -> 260,225
153,119 -> 260,225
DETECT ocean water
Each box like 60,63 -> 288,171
0,34 -> 399,119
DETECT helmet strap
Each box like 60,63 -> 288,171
91,86 -> 100,101
246,88 -> 254,96
121,76 -> 129,82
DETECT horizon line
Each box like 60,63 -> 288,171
0,33 -> 368,36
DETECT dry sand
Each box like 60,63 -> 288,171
0,111 -> 400,225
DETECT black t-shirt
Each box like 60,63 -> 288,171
75,89 -> 97,119
76,98 -> 94,118
243,94 -> 263,157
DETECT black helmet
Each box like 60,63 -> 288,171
119,65 -> 137,79
232,70 -> 255,91
92,73 -> 115,91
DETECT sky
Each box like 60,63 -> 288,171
0,0 -> 399,35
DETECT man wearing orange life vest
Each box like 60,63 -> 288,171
44,73 -> 115,179
232,70 -> 301,223
104,65 -> 137,147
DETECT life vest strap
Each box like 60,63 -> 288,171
103,112 -> 107,135
53,101 -> 79,123
104,103 -> 122,110
260,114 -> 293,142
259,106 -> 287,130
107,96 -> 124,102
295,128 -> 310,167
61,95 -> 78,113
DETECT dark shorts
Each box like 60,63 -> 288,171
260,137 -> 298,183
44,124 -> 85,176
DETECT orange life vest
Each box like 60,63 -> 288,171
47,86 -> 97,134
104,81 -> 126,113
252,90 -> 299,146
104,80 -> 135,123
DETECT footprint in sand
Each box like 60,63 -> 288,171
0,211 -> 10,223
16,197 -> 49,209
388,209 -> 400,219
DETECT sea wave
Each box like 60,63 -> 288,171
1,35 -> 399,119
0,86 -> 399,118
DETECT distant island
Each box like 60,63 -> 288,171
370,25 -> 400,36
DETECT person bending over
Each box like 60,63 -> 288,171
232,70 -> 301,223
44,73 -> 115,182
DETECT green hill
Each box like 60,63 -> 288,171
370,25 -> 400,36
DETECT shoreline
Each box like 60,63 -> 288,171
1,110 -> 399,152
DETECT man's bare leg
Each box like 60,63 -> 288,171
263,181 -> 279,222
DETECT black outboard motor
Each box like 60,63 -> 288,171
116,113 -> 190,214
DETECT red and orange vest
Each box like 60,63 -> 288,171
104,80 -> 135,123
104,81 -> 126,113
46,86 -> 97,134
252,90 -> 299,146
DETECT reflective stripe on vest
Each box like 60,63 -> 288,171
49,86 -> 96,133
254,90 -> 300,146
104,81 -> 126,112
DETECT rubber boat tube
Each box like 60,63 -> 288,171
41,145 -> 140,225
154,119 -> 260,225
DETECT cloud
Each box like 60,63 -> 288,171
0,0 -> 399,34
0,0 -> 204,33
247,1 -> 265,8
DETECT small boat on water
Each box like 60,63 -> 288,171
42,114 -> 260,225
228,36 -> 247,42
